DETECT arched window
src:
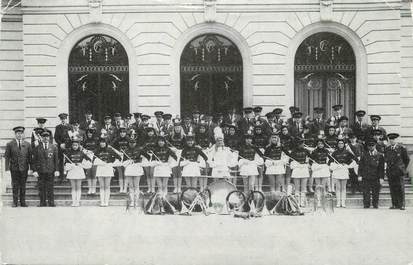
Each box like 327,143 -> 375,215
68,34 -> 129,122
180,34 -> 243,115
294,32 -> 356,120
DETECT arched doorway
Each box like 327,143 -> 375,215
180,34 -> 243,115
294,32 -> 356,120
68,34 -> 129,122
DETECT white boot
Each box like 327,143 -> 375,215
99,189 -> 105,206
336,189 -> 341,207
105,189 -> 111,206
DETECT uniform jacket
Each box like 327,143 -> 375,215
32,143 -> 59,173
310,147 -> 330,164
31,128 -> 53,148
54,123 -> 71,146
350,120 -> 368,137
384,144 -> 410,179
358,150 -> 385,181
5,139 -> 32,171
310,118 -> 327,136
365,126 -> 387,139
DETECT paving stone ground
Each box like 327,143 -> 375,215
1,207 -> 413,265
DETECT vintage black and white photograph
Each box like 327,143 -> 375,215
1,0 -> 413,264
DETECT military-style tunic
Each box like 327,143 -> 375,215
310,147 -> 330,178
290,146 -> 310,178
82,137 -> 97,151
252,133 -> 268,149
152,146 -> 177,177
112,136 -> 129,152
330,148 -> 355,180
358,150 -> 385,208
180,146 -> 208,177
195,133 -> 213,149
168,135 -> 184,149
264,144 -> 286,175
65,149 -> 89,180
225,134 -> 241,150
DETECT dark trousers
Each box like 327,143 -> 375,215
349,168 -> 359,193
389,179 -> 405,208
11,170 -> 28,205
57,147 -> 65,181
38,173 -> 55,206
362,179 -> 381,208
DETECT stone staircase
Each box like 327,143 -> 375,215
1,174 -> 412,208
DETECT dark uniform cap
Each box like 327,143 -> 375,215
162,113 -> 172,120
71,120 -> 80,125
370,115 -> 381,121
141,114 -> 150,120
336,138 -> 345,144
227,124 -> 237,130
98,137 -> 107,143
128,138 -> 137,144
36,117 -> 47,124
313,107 -> 324,114
173,118 -> 181,125
273,108 -> 283,114
119,127 -> 127,132
126,113 -> 133,118
289,106 -> 299,112
337,116 -> 349,123
192,109 -> 200,114
366,138 -> 377,146
244,133 -> 253,139
58,113 -> 68,119
292,112 -> 303,118
355,110 -> 366,117
243,107 -> 253,114
41,131 -> 50,137
71,138 -> 81,144
214,112 -> 224,118
372,129 -> 382,136
332,104 -> 343,111
114,113 -> 122,118
315,138 -> 325,145
253,106 -> 263,113
13,126 -> 25,133
104,115 -> 111,120
265,112 -> 275,118
185,134 -> 195,141
327,124 -> 336,129
387,133 -> 400,140
348,133 -> 356,139
154,111 -> 164,117
145,127 -> 155,133
85,110 -> 92,115
133,112 -> 142,118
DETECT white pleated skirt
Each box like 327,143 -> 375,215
124,163 -> 144,177
265,163 -> 286,175
311,164 -> 330,178
212,166 -> 230,178
96,164 -> 114,178
240,163 -> 258,177
182,162 -> 201,177
66,165 -> 86,180
332,167 -> 349,180
291,164 -> 310,178
153,163 -> 172,177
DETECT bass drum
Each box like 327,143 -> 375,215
205,180 -> 237,214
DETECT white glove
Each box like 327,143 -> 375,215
60,143 -> 66,149
329,163 -> 339,171
265,159 -> 273,167
54,171 -> 60,177
33,171 -> 39,178
238,159 -> 247,167
290,161 -> 299,170
180,160 -> 189,167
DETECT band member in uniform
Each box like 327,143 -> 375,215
336,116 -> 352,141
32,131 -> 59,207
289,112 -> 304,137
237,107 -> 254,134
279,125 -> 294,190
224,106 -> 240,126
350,110 -> 368,139
100,115 -> 117,143
371,129 -> 387,153
358,138 -> 385,208
192,109 -> 202,126
152,135 -> 177,194
309,138 -> 331,193
94,138 -> 120,206
252,124 -> 268,190
83,128 -> 98,194
182,115 -> 195,135
301,125 -> 315,193
31,118 -> 53,148
180,134 -> 208,189
327,104 -> 343,126
153,111 -> 164,135
347,133 -> 363,194
264,133 -> 288,192
142,127 -> 157,193
384,133 -> 410,210
330,138 -> 357,207
273,108 -> 284,131
253,106 -> 266,126
365,115 -> 387,139
80,110 -> 98,133
124,113 -> 134,131
112,127 -> 130,193
162,113 -> 173,135
195,122 -> 214,187
113,113 -> 124,129
310,107 -> 327,137
168,119 -> 185,193
123,138 -> 149,206
68,121 -> 85,144
238,132 -> 264,192
289,138 -> 311,206
5,126 -> 32,207
64,139 -> 90,207
286,106 -> 299,127
55,113 -> 71,182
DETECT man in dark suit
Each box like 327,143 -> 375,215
358,138 -> 385,209
365,115 -> 387,140
31,117 -> 53,148
79,110 -> 99,136
350,110 -> 368,140
310,107 -> 327,137
237,107 -> 255,134
32,131 -> 59,207
384,133 -> 410,210
288,112 -> 305,137
54,113 -> 71,182
4,126 -> 32,207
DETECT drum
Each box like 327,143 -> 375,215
206,180 -> 237,214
